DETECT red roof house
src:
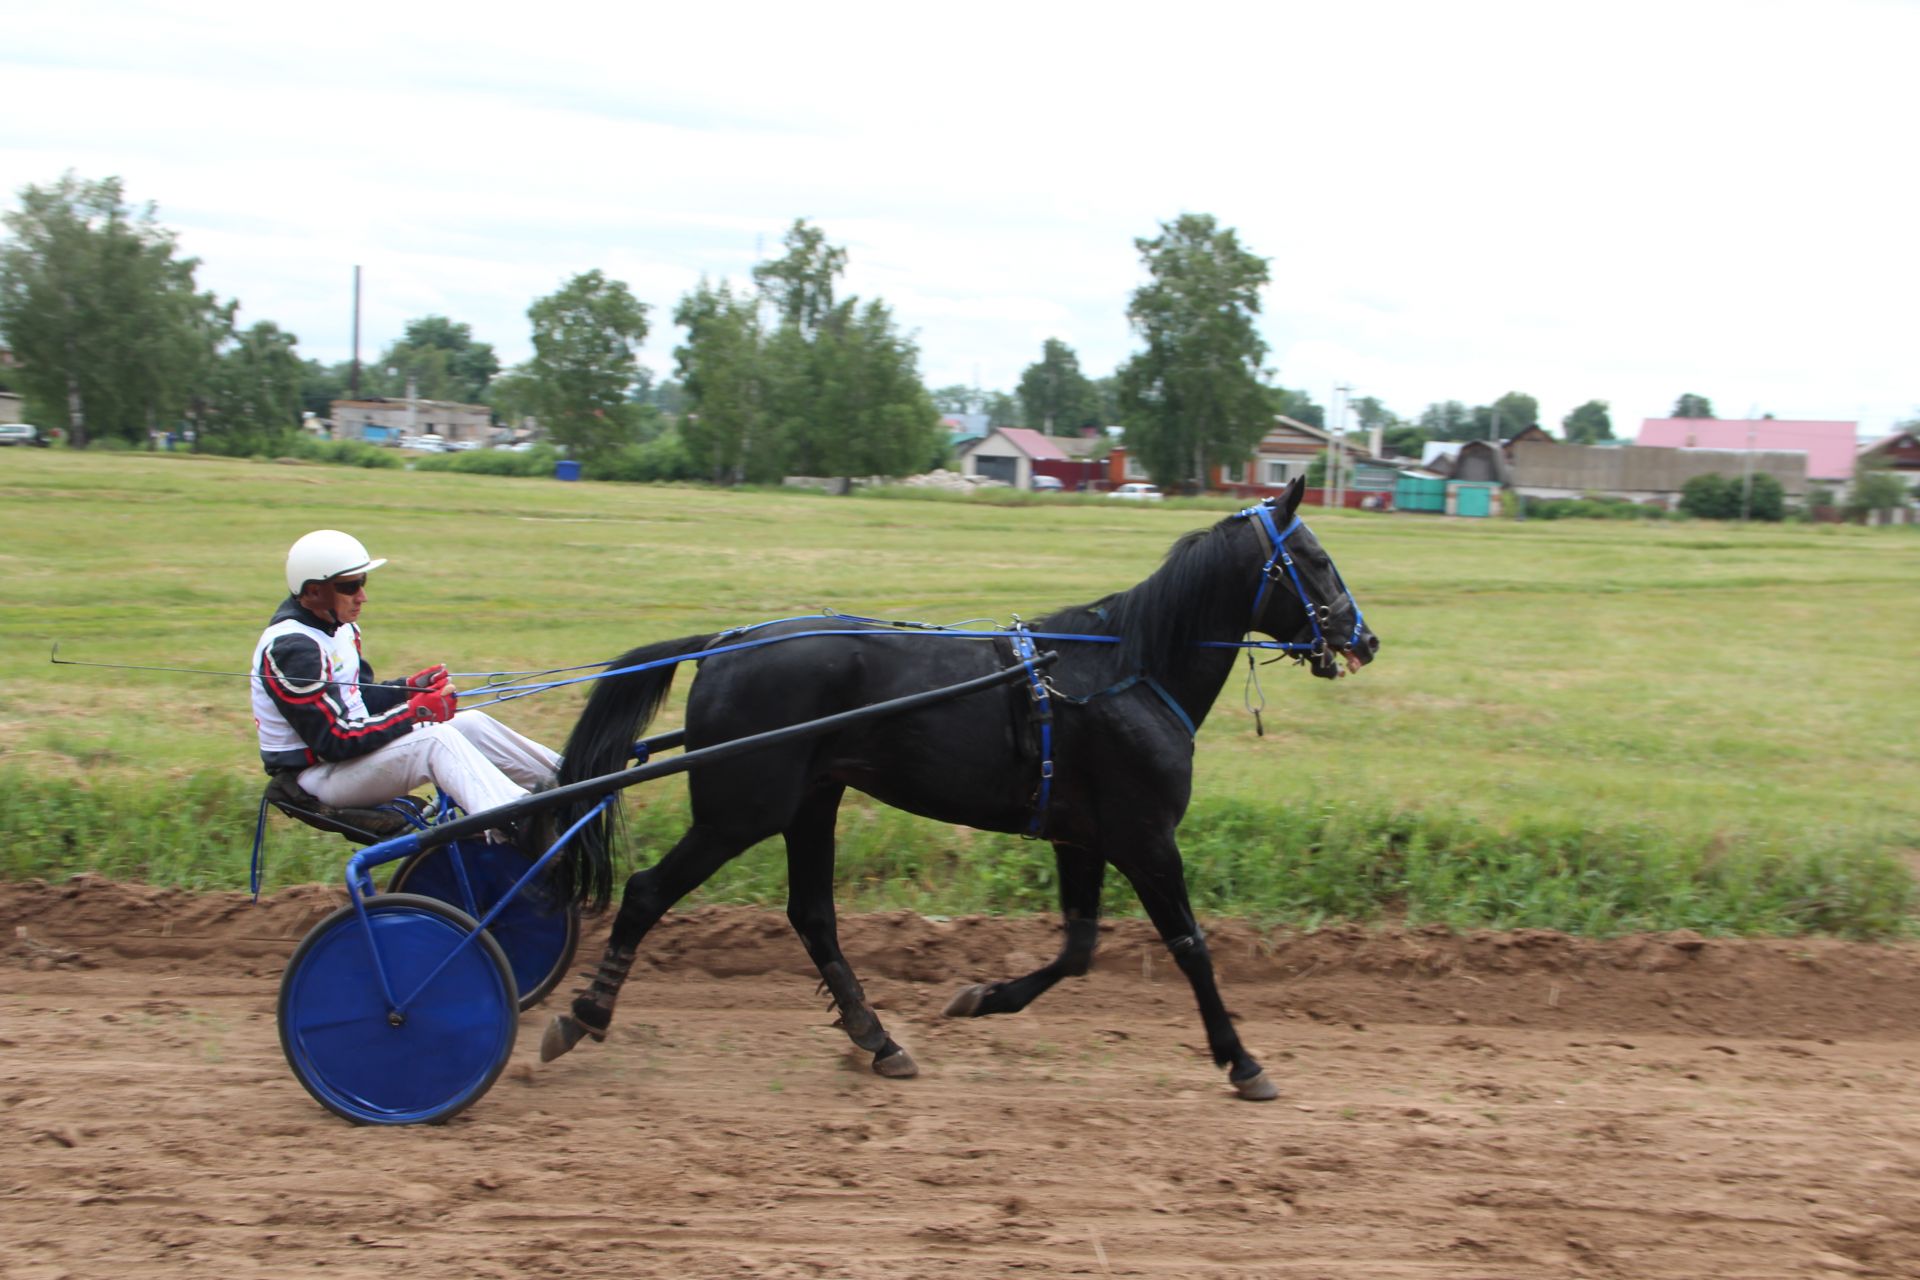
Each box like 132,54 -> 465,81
1636,419 -> 1857,483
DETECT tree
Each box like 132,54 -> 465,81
1267,385 -> 1324,428
372,315 -> 499,404
1349,395 -> 1395,434
199,319 -> 304,455
1562,399 -> 1614,444
1472,391 -> 1538,440
1115,213 -> 1271,488
1017,338 -> 1097,434
752,219 -> 846,338
982,390 -> 1020,428
1417,400 -> 1475,441
673,278 -> 769,483
929,384 -> 984,416
1672,393 -> 1715,419
1382,424 -> 1429,458
733,223 -> 946,483
1848,462 -> 1912,519
299,358 -> 357,420
0,172 -> 226,448
523,270 -> 650,463
805,300 -> 944,480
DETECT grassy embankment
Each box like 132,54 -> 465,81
3,450 -> 1916,934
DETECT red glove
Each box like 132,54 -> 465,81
408,685 -> 458,723
406,664 -> 450,690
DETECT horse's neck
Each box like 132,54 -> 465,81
1156,643 -> 1241,735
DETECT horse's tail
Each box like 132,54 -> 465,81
552,633 -> 716,910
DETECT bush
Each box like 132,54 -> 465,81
1522,494 -> 1666,521
282,438 -> 403,469
586,430 -> 696,483
412,445 -> 559,477
1678,472 -> 1784,521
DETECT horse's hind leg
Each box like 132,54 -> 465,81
1116,838 -> 1278,1102
944,843 -> 1104,1018
542,823 -> 752,1062
783,784 -> 916,1078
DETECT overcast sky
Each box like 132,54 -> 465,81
4,0 -> 1914,438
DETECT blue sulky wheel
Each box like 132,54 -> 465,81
386,839 -> 580,1010
278,894 -> 519,1125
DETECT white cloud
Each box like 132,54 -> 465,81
4,0 -> 1917,435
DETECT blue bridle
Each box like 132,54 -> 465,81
1235,501 -> 1369,661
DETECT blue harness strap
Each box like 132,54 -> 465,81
1009,623 -> 1054,838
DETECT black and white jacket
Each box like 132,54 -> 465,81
249,599 -> 416,772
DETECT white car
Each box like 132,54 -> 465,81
1107,482 -> 1163,501
0,423 -> 47,447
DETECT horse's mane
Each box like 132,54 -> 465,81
1034,516 -> 1253,679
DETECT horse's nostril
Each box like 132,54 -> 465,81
1364,634 -> 1381,656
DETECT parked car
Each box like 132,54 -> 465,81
0,423 -> 48,447
446,440 -> 480,451
405,434 -> 447,453
1107,482 -> 1163,501
1030,474 -> 1065,492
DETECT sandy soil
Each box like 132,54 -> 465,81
5,875 -> 1920,1279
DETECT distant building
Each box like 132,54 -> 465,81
329,397 -> 494,445
1508,438 -> 1808,506
1109,415 -> 1381,498
1857,428 -> 1920,479
960,427 -> 1106,490
1637,418 -> 1857,486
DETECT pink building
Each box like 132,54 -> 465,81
1636,419 -> 1857,485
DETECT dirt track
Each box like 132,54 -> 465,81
6,876 -> 1920,1279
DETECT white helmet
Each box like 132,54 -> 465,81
285,530 -> 388,595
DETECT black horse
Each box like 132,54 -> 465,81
541,478 -> 1379,1100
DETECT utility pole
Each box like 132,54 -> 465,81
1329,383 -> 1352,510
1741,415 -> 1758,522
350,265 -> 362,398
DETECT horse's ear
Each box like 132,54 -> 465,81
1282,476 -> 1305,517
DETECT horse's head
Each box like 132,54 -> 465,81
1240,478 -> 1381,680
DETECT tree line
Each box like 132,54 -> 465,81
8,171 -> 1886,495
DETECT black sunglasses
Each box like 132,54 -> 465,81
330,577 -> 367,594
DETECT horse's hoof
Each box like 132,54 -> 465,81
1231,1070 -> 1279,1102
873,1046 -> 919,1078
942,984 -> 989,1018
540,1014 -> 589,1063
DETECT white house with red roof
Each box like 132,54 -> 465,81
1636,419 -> 1858,487
959,426 -> 1105,489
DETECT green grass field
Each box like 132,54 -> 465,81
4,450 -> 1917,934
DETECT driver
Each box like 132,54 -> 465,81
250,529 -> 559,835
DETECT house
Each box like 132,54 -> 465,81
1636,419 -> 1857,486
1107,415 -> 1392,505
1858,429 -> 1920,478
960,427 -> 1106,490
329,397 -> 495,446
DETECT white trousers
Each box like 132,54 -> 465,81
297,710 -> 561,820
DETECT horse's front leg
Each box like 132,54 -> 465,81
944,842 -> 1104,1017
1115,837 -> 1277,1101
541,823 -> 748,1062
784,785 -> 917,1078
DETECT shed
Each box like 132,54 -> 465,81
1394,472 -> 1447,513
